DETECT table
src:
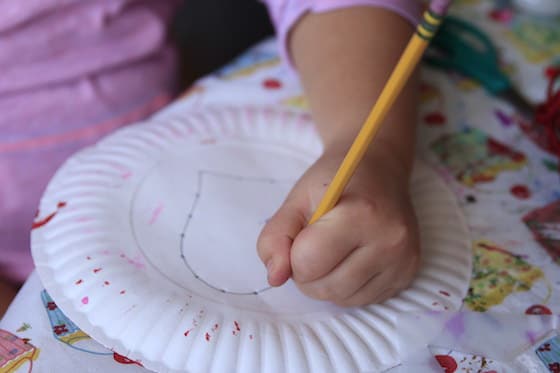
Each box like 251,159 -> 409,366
2,1 -> 559,371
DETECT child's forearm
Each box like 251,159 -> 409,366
290,7 -> 418,174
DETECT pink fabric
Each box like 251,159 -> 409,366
263,0 -> 422,67
0,0 -> 180,283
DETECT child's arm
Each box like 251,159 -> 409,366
257,6 -> 421,306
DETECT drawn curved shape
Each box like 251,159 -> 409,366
180,170 -> 294,295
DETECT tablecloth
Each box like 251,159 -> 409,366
2,1 -> 560,372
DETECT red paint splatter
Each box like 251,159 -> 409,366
120,290 -> 126,295
93,268 -> 102,274
184,329 -> 191,337
525,304 -> 552,315
510,184 -> 531,199
104,281 -> 110,286
81,296 -> 89,305
46,302 -> 57,311
477,242 -> 517,256
234,321 -> 240,331
31,201 -> 67,229
439,290 -> 450,297
113,352 -> 143,367
212,323 -> 219,332
423,111 -> 446,126
205,332 -> 211,341
488,8 -> 513,23
75,279 -> 83,285
435,355 -> 458,373
487,138 -> 526,162
262,78 -> 282,90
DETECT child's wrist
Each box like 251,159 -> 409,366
323,137 -> 413,175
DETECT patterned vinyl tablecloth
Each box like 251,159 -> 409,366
1,1 -> 559,372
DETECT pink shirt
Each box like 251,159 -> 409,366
264,0 -> 421,66
0,0 -> 180,283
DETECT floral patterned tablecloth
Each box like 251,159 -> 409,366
1,1 -> 559,372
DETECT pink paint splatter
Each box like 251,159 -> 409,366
81,296 -> 89,305
121,170 -> 133,180
86,256 -> 92,260
104,281 -> 110,286
439,290 -> 451,297
211,324 -> 219,332
93,268 -> 102,274
249,334 -> 254,340
148,203 -> 164,225
525,330 -> 538,344
120,290 -> 126,295
445,313 -> 465,339
205,332 -> 211,341
120,253 -> 145,270
75,279 -> 83,285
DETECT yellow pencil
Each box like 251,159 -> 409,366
309,1 -> 452,224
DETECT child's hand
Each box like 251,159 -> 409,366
257,147 -> 420,307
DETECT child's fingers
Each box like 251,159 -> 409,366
294,243 -> 384,302
290,199 -> 380,284
335,270 -> 402,307
257,200 -> 307,287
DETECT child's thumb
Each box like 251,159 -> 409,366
257,201 -> 307,287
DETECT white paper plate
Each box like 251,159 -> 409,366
32,106 -> 472,373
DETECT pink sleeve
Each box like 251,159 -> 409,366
262,0 -> 422,68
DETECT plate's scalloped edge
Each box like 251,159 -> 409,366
32,105 -> 472,373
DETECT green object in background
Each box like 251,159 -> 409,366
426,16 -> 534,119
